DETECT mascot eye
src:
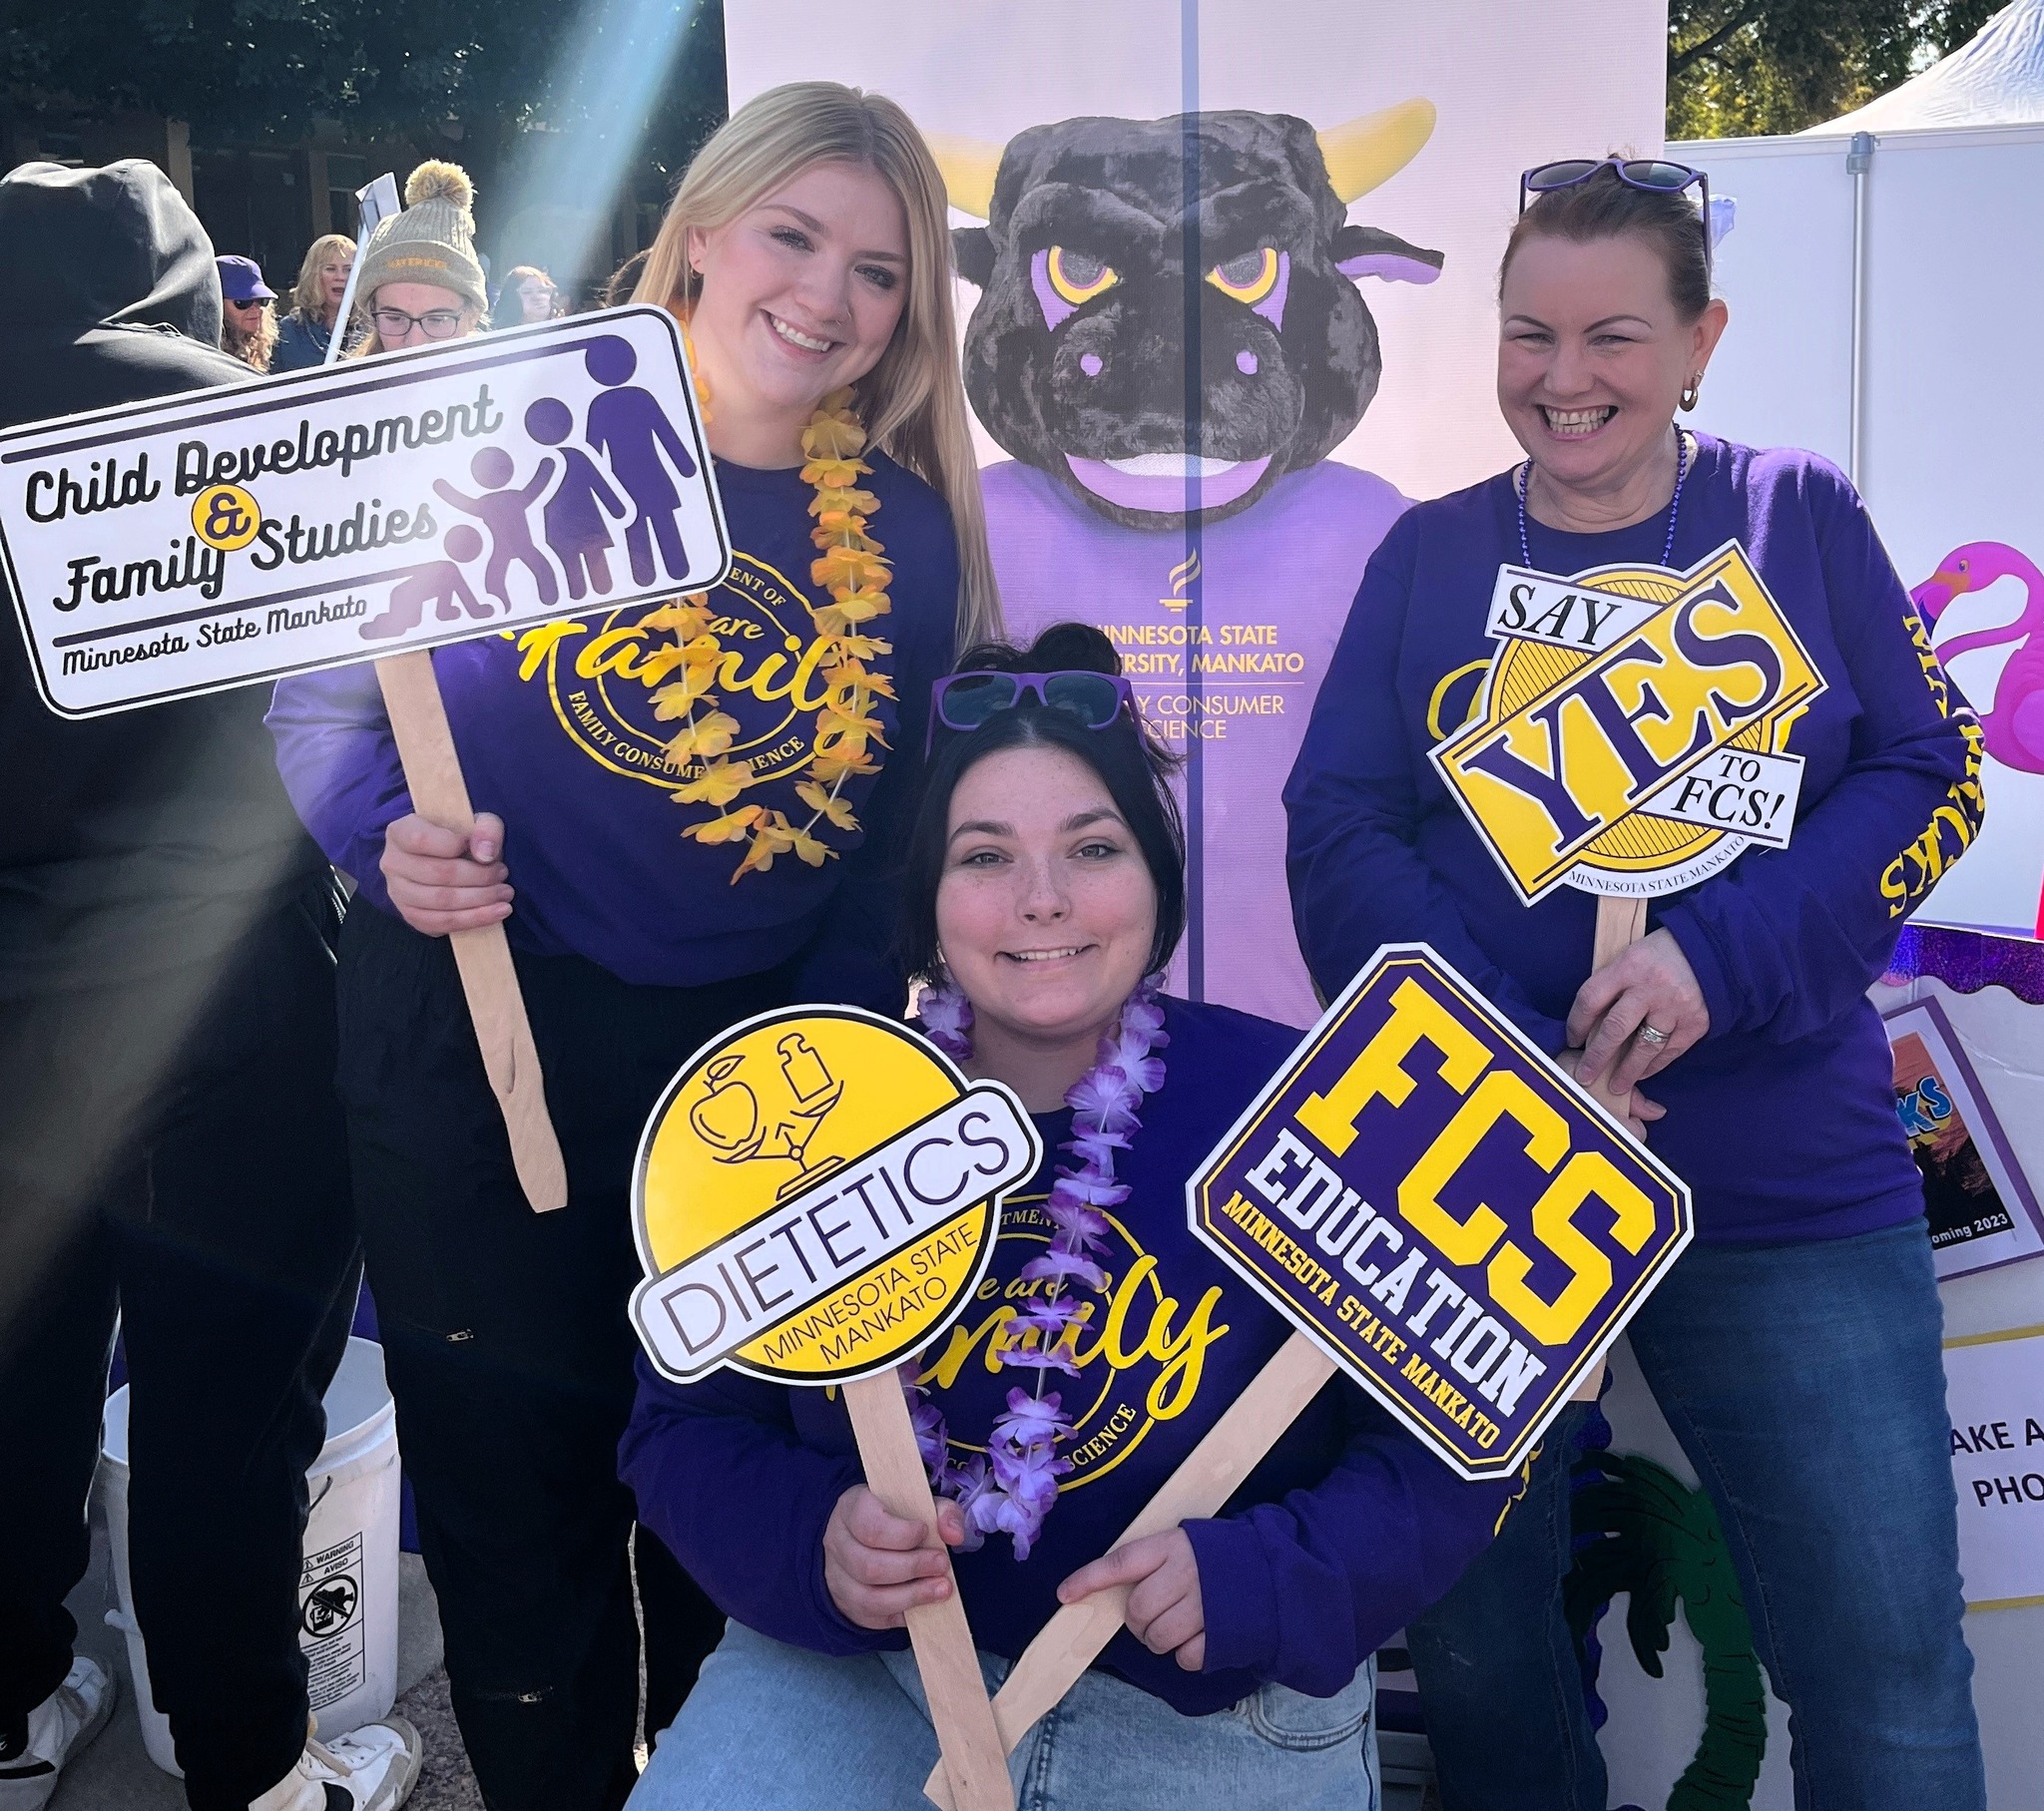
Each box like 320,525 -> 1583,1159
1207,247 -> 1280,304
1046,246 -> 1120,304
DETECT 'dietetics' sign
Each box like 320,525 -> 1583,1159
631,1007 -> 1042,1387
0,304 -> 727,716
1431,541 -> 1827,901
1189,946 -> 1691,1480
631,1006 -> 1033,1811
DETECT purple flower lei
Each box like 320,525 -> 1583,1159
905,978 -> 1168,1561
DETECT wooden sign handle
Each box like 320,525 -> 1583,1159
375,651 -> 569,1212
1582,894 -> 1648,1128
840,1374 -> 1014,1811
921,1331 -> 1337,1811
1567,891 -> 1651,1399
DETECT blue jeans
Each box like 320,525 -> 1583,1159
1407,1219 -> 1983,1810
629,1619 -> 1379,1811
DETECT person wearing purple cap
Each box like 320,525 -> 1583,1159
216,254 -> 277,373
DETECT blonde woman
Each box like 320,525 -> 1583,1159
266,88 -> 1000,1811
272,230 -> 355,370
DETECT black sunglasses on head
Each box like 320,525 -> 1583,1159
1520,157 -> 1714,273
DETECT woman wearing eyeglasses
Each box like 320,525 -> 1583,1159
619,623 -> 1517,1811
341,161 -> 490,355
1284,159 -> 1986,1808
266,89 -> 1000,1811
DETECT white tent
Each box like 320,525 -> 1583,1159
1599,21 -> 2044,1811
1804,0 -> 2044,133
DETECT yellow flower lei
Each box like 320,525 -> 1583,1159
648,356 -> 894,883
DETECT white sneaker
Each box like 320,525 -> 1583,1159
248,1716 -> 422,1811
0,1656 -> 117,1810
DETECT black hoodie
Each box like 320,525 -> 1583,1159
0,161 -> 323,995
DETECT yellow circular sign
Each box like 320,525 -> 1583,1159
630,1007 -> 1039,1386
190,483 -> 262,552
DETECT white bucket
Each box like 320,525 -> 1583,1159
96,1335 -> 403,1777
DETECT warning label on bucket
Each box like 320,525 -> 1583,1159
300,1533 -> 366,1711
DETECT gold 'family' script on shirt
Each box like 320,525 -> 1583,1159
916,1193 -> 1232,1490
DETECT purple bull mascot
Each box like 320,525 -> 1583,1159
934,98 -> 1441,1024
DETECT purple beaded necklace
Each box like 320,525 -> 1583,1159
1516,429 -> 1693,570
905,979 -> 1169,1561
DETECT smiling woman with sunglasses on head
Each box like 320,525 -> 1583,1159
1285,157 -> 1986,1808
620,623 -> 1519,1811
266,88 -> 998,1811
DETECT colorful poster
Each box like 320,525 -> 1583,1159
1883,996 -> 2044,1280
0,306 -> 724,715
727,0 -> 1669,1024
1187,945 -> 1691,1479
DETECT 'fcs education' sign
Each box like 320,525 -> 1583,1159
631,1007 -> 1042,1387
1431,541 -> 1827,901
0,305 -> 728,717
1188,946 -> 1691,1480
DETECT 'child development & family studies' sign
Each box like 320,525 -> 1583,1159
0,305 -> 727,716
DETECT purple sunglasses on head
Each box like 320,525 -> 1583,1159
926,669 -> 1136,754
1520,156 -> 1714,272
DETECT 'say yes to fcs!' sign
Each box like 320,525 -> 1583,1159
0,305 -> 727,716
632,1007 -> 1042,1386
1190,948 -> 1691,1479
1431,541 -> 1826,900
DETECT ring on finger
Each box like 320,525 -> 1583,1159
1636,1023 -> 1671,1047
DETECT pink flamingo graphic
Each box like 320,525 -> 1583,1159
1911,540 -> 2044,776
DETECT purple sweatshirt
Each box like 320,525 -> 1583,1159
265,453 -> 958,1007
620,997 -> 1517,1714
988,458 -> 1410,1028
1285,436 -> 1985,1243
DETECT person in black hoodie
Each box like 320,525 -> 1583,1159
0,162 -> 419,1811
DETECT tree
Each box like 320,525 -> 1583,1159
1669,0 -> 2005,137
0,0 -> 725,185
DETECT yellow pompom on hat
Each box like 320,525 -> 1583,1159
354,160 -> 488,316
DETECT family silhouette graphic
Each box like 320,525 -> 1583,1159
583,336 -> 698,585
525,396 -> 630,601
360,332 -> 702,642
361,524 -> 488,640
434,447 -> 560,612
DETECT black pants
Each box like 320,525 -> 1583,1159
0,879 -> 359,1809
335,904 -> 785,1811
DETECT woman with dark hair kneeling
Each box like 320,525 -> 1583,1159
619,624 -> 1516,1810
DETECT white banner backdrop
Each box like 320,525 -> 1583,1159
729,0 -> 1669,1028
1675,122 -> 2044,944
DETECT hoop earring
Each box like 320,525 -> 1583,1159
1680,375 -> 1703,412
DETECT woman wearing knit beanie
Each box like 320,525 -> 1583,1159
349,160 -> 489,354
